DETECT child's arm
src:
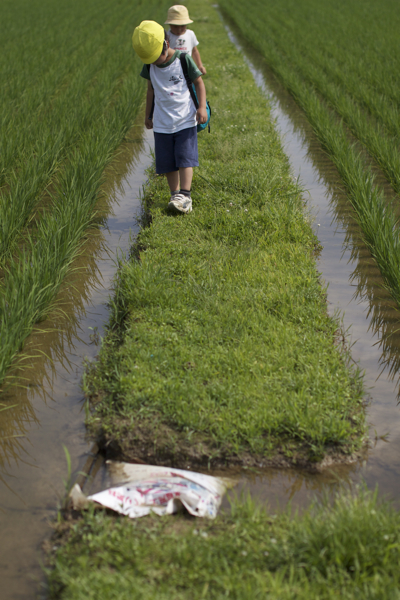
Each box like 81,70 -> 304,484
193,76 -> 208,124
145,80 -> 154,130
192,46 -> 206,74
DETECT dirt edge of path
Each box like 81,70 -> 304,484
88,412 -> 366,473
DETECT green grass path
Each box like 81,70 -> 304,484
85,0 -> 365,467
47,3 -> 400,599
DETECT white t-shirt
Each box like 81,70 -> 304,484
141,52 -> 201,134
168,29 -> 199,56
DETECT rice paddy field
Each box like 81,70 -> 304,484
0,0 -> 170,386
47,0 -> 400,597
220,0 -> 400,312
2,0 -> 400,597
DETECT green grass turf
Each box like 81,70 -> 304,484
84,0 -> 366,466
48,489 -> 400,599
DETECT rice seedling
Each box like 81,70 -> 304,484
0,1 -> 153,260
0,97 -> 138,383
255,3 -> 400,122
0,0 -> 171,385
220,0 -> 400,314
252,20 -> 400,195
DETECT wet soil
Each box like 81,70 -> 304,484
93,413 -> 364,473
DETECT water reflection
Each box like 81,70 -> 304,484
226,461 -> 363,512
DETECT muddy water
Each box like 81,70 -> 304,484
0,127 -> 154,600
216,21 -> 400,511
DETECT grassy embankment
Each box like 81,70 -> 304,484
220,0 -> 400,311
84,0 -> 365,469
0,0 -> 170,386
48,489 -> 400,599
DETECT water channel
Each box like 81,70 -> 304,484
0,126 -> 154,599
1,17 -> 400,599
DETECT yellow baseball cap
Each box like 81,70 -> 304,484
165,5 -> 193,25
132,20 -> 165,64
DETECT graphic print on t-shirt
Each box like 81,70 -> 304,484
169,75 -> 183,84
168,30 -> 199,56
174,37 -> 187,51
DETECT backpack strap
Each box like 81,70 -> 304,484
180,52 -> 199,109
148,64 -> 155,120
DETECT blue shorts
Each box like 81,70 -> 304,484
154,126 -> 199,174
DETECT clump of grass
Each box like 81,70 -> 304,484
47,488 -> 400,599
84,0 -> 365,466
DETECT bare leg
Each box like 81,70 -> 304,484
179,167 -> 193,191
166,170 -> 180,193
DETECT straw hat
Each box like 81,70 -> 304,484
165,5 -> 193,25
132,21 -> 165,64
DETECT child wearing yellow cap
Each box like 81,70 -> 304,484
165,5 -> 206,74
132,21 -> 207,214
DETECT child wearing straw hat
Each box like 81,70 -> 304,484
165,5 -> 207,74
132,20 -> 207,214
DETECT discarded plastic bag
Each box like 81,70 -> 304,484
70,462 -> 235,519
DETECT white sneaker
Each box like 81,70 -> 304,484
168,193 -> 192,214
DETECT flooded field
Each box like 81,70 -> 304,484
0,127 -> 153,599
2,18 -> 400,600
